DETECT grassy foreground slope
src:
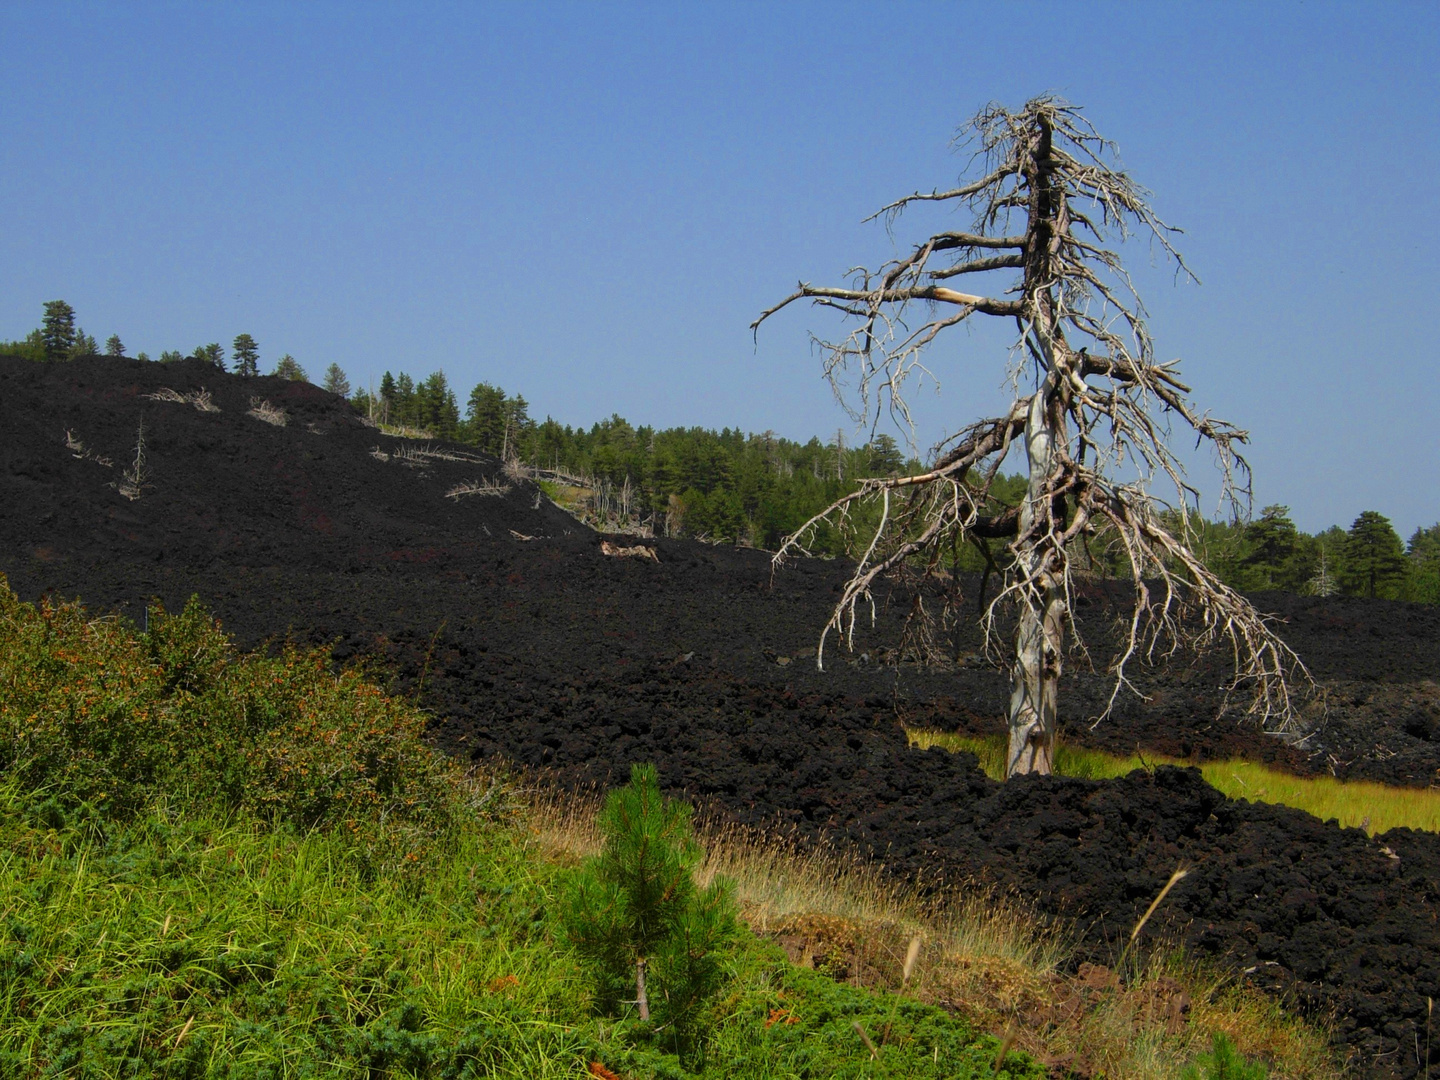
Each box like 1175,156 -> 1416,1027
1,786 -> 1027,1079
0,577 -> 1035,1079
0,578 -> 1337,1078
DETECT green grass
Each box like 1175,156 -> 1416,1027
908,730 -> 1440,835
0,784 -> 1040,1079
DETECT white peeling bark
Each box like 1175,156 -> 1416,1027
1007,376 -> 1064,776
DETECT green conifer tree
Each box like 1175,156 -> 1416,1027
104,334 -> 125,357
1340,511 -> 1408,599
322,363 -> 350,398
232,334 -> 260,377
272,354 -> 306,381
1406,525 -> 1440,604
379,371 -> 397,424
70,330 -> 98,358
562,764 -> 736,1063
1239,505 -> 1300,591
465,382 -> 508,454
193,343 -> 227,370
393,373 -> 416,425
41,301 -> 77,362
417,371 -> 460,438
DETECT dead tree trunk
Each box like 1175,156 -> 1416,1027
1007,378 -> 1063,774
754,96 -> 1311,779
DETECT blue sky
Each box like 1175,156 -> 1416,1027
2,2 -> 1436,536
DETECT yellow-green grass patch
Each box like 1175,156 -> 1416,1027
908,730 -> 1440,835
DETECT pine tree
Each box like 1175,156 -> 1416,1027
159,350 -> 184,364
1240,505 -> 1300,590
867,434 -> 904,475
193,343 -> 226,370
232,334 -> 260,377
41,301 -> 77,362
272,354 -> 307,381
1406,525 -> 1440,604
322,363 -> 350,398
562,764 -> 736,1062
417,371 -> 459,438
71,330 -> 98,359
393,373 -> 416,425
1340,511 -> 1408,599
1179,1034 -> 1268,1080
465,382 -> 508,454
378,371 -> 397,424
104,334 -> 125,358
503,395 -> 532,460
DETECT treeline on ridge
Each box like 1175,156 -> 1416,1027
3,301 -> 1437,604
354,367 -> 1440,605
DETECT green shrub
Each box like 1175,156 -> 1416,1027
563,763 -> 739,1066
0,576 -> 481,873
1182,1033 -> 1269,1080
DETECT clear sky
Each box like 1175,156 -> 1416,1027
2,2 -> 1436,536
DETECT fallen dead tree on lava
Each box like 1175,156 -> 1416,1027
754,96 -> 1310,777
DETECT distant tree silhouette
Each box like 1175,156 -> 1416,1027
104,334 -> 125,357
232,334 -> 260,377
1408,525 -> 1440,604
416,371 -> 460,438
466,382 -> 508,454
1341,511 -> 1408,599
0,330 -> 48,362
392,373 -> 415,422
71,330 -> 98,359
159,350 -> 184,364
322,363 -> 350,398
1240,505 -> 1300,591
41,301 -> 77,362
867,433 -> 904,475
193,343 -> 226,370
378,371 -> 397,423
272,354 -> 306,381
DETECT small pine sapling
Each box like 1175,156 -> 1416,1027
1180,1034 -> 1269,1080
563,763 -> 737,1063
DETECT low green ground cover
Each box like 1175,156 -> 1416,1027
0,784 -> 1034,1078
0,578 -> 1038,1078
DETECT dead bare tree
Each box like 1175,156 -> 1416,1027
753,96 -> 1309,777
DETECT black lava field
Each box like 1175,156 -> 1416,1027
4,356 -> 1440,1076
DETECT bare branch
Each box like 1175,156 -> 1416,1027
928,253 -> 1028,279
861,165 -> 1017,222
